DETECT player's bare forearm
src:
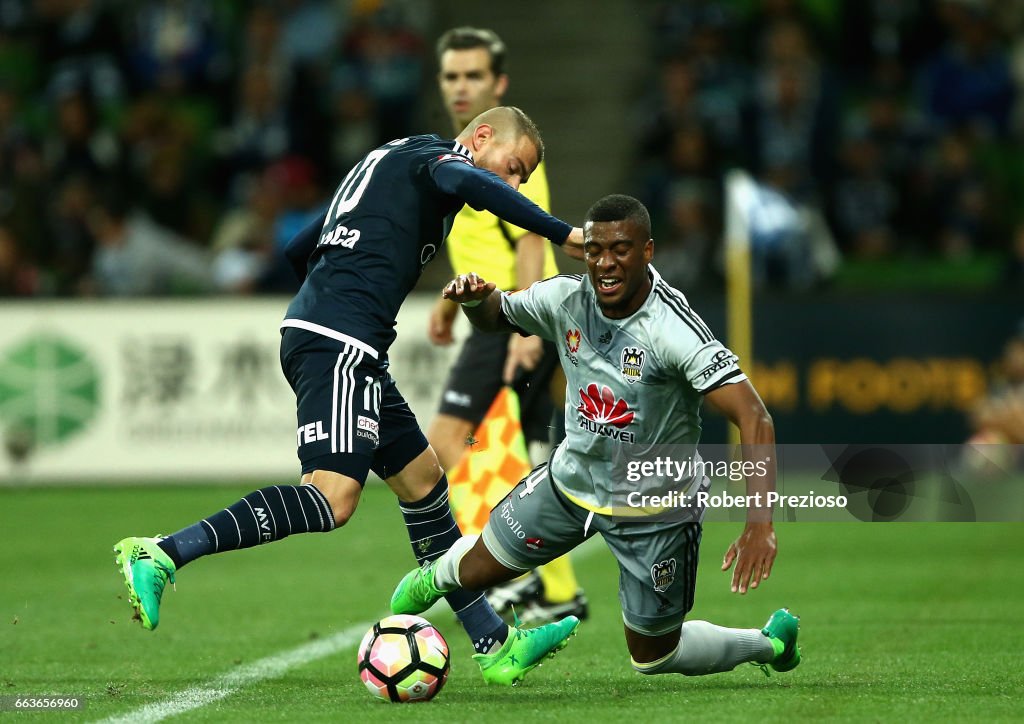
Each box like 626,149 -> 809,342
562,227 -> 585,259
704,380 -> 776,524
502,232 -> 548,381
462,291 -> 507,332
514,232 -> 547,290
705,379 -> 779,593
442,273 -> 509,333
736,406 -> 776,526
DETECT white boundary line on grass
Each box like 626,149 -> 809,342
94,622 -> 370,724
96,538 -> 603,723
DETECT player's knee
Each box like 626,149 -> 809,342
305,472 -> 361,527
318,489 -> 357,527
426,415 -> 473,471
331,499 -> 357,527
457,562 -> 486,590
386,447 -> 444,502
458,541 -> 515,591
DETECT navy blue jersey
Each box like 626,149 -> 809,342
281,134 -> 571,358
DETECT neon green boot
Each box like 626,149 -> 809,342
113,537 -> 176,631
390,561 -> 446,615
474,613 -> 580,686
761,608 -> 801,672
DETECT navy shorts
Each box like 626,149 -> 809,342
279,327 -> 428,483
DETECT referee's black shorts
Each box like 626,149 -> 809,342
436,326 -> 557,444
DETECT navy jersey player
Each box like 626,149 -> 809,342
114,107 -> 583,685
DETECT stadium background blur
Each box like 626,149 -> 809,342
1,5 -> 1022,719
0,0 -> 1022,473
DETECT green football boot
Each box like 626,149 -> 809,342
761,607 -> 801,672
113,537 -> 176,631
390,561 -> 447,615
473,613 -> 580,686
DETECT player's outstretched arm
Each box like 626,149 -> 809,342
562,227 -> 584,260
432,161 -> 581,255
704,380 -> 778,595
442,273 -> 510,333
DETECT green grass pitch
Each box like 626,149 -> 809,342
1,481 -> 1021,722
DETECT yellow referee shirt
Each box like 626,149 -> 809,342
445,161 -> 560,290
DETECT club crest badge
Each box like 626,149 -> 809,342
620,346 -> 646,384
564,329 -> 581,366
651,558 -> 677,593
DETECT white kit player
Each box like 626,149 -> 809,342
390,194 -> 803,682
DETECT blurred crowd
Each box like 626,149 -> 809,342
0,0 -> 428,297
970,322 -> 1024,441
963,320 -> 1024,472
3,0 -> 1024,298
634,0 -> 1024,290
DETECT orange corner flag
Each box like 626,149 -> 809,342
448,387 -> 532,535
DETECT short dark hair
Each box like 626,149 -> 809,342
585,194 -> 652,239
436,26 -> 507,76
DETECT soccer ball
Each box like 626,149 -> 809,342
357,614 -> 450,703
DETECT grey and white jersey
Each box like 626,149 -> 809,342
500,266 -> 746,513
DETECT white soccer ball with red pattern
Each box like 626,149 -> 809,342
357,614 -> 450,703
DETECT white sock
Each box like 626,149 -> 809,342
632,620 -> 775,676
432,534 -> 478,590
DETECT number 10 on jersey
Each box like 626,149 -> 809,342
320,137 -> 411,250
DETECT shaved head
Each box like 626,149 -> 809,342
461,106 -> 544,162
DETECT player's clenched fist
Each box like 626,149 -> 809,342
443,273 -> 496,305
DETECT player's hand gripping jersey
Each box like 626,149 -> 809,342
500,267 -> 747,513
282,135 -> 571,357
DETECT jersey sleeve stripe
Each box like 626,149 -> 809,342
700,368 -> 746,394
658,285 -> 715,341
527,273 -> 582,289
653,287 -> 712,343
656,285 -> 714,341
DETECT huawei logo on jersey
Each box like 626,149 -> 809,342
576,383 -> 636,442
578,384 -> 634,427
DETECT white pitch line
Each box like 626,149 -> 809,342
94,621 -> 370,724
97,537 -> 606,723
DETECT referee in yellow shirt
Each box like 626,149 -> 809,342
426,27 -> 587,623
